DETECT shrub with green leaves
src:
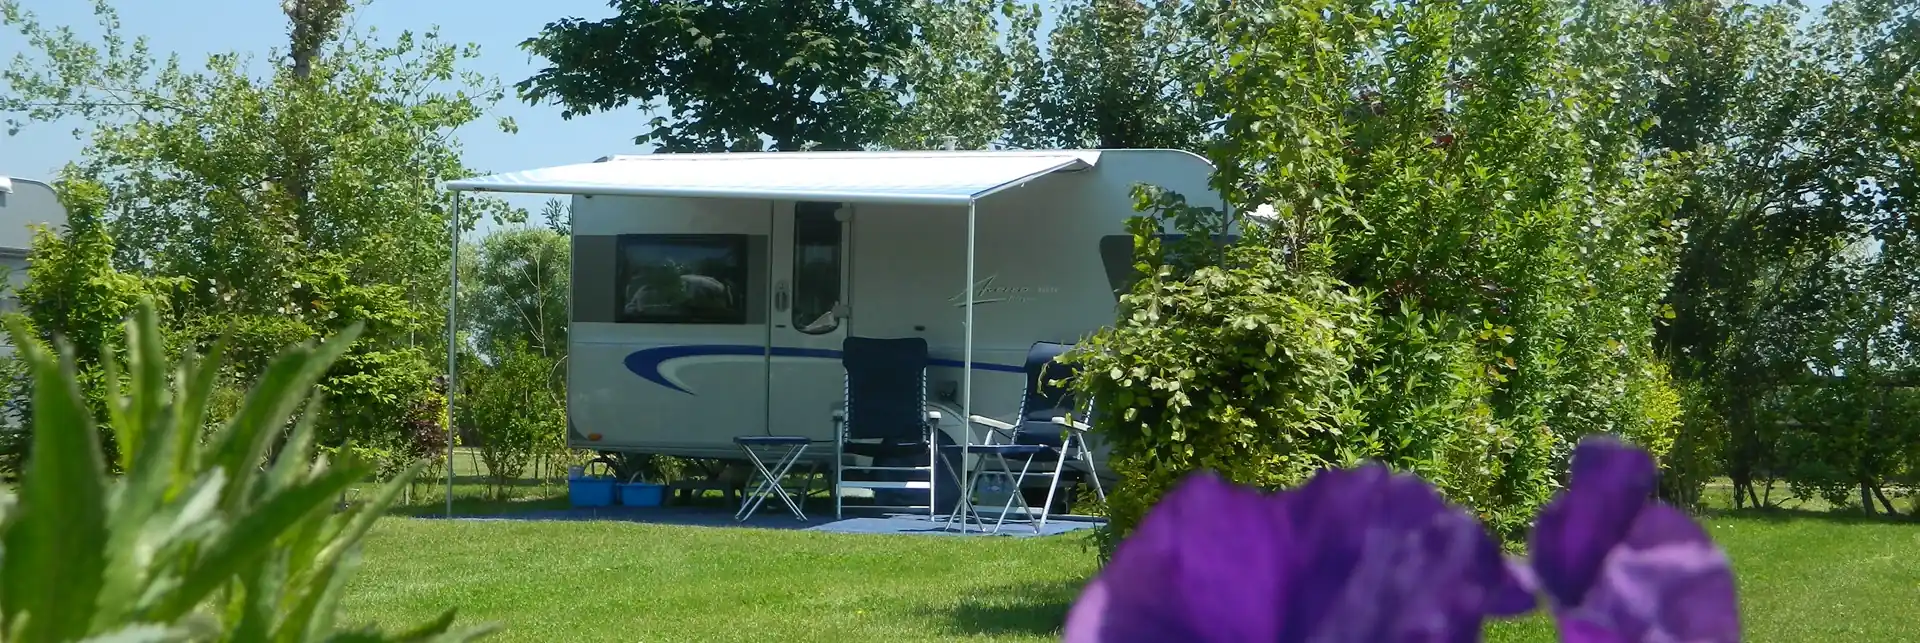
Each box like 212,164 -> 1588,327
0,299 -> 492,641
462,342 -> 562,498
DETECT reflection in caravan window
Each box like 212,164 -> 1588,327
615,234 -> 748,324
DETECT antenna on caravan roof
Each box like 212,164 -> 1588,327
942,136 -> 957,151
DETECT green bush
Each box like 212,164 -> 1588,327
3,175 -> 186,473
0,299 -> 493,641
1064,190 -> 1376,558
462,342 -> 562,497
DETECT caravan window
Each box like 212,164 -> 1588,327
615,234 -> 750,325
791,202 -> 843,334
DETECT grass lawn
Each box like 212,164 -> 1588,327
341,507 -> 1920,642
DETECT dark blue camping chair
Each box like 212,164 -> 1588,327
947,341 -> 1106,532
833,336 -> 952,520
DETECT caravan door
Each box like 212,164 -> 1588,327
766,201 -> 851,440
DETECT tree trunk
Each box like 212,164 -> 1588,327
1871,484 -> 1897,516
1861,482 -> 1876,516
280,0 -> 350,235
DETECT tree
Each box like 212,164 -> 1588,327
882,0 -> 1022,150
2,0 -> 517,471
469,226 -> 570,359
1642,0 -> 1920,511
0,174 -> 184,471
539,198 -> 571,235
1003,0 -> 1223,151
519,0 -> 916,152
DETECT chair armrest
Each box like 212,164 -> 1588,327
1050,416 -> 1092,433
967,415 -> 1015,431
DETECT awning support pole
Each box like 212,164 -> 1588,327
961,199 -> 977,533
445,191 -> 461,519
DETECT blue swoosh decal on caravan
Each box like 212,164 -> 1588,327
624,344 -> 1025,395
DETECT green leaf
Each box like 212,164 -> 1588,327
100,301 -> 189,625
169,335 -> 227,496
314,459 -> 427,573
74,622 -> 199,643
155,461 -> 368,621
206,323 -> 362,509
2,318 -> 111,641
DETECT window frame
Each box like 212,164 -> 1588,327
789,202 -> 846,335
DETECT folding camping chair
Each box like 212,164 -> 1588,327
833,336 -> 945,520
733,435 -> 814,522
947,341 -> 1106,533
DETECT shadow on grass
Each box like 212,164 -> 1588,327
933,578 -> 1086,638
1699,506 -> 1917,526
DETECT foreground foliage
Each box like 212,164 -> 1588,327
0,300 -> 491,641
1066,437 -> 1737,642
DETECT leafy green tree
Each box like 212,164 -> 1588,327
882,0 -> 1021,150
519,0 -> 915,151
1003,0 -> 1223,151
1641,0 -> 1919,510
538,198 -> 570,236
1,0 -> 516,473
469,227 -> 569,360
0,299 -> 493,641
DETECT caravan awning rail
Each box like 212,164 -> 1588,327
440,150 -> 1100,206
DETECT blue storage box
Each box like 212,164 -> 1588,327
568,476 -> 616,507
617,482 -> 666,507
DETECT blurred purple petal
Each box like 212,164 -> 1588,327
1531,437 -> 1659,605
1530,436 -> 1741,643
1064,472 -> 1293,642
1490,556 -> 1541,617
1065,466 -> 1531,643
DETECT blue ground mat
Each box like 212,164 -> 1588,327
430,505 -> 1102,538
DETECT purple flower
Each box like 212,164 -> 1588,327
1529,437 -> 1741,642
1063,465 -> 1534,643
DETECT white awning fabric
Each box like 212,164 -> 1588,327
440,150 -> 1101,206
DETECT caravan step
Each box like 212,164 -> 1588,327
837,480 -> 932,491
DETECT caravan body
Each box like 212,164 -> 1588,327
553,150 -> 1222,475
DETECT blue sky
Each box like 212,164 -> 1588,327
0,0 -> 647,217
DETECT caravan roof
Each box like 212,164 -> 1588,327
441,149 -> 1104,206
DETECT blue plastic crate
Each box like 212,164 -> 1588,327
568,477 -> 616,508
617,482 -> 666,507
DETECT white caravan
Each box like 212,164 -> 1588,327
445,149 -> 1225,488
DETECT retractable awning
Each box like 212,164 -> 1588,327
441,150 -> 1101,206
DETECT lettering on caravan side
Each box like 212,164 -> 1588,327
946,274 -> 1059,308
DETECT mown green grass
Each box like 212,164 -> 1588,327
341,506 -> 1919,642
